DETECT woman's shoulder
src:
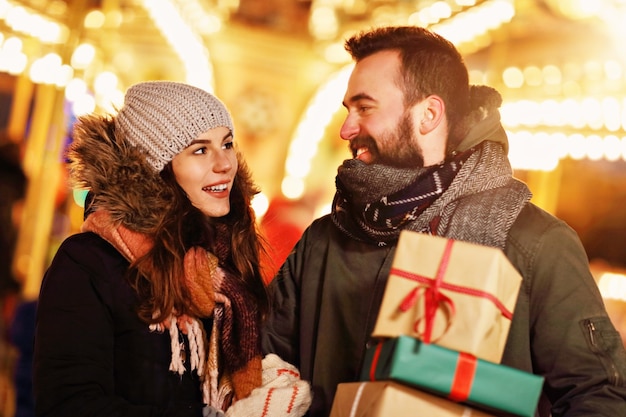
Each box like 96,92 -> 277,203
60,231 -> 118,251
52,231 -> 129,274
42,232 -> 132,303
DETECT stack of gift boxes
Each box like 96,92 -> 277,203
330,231 -> 545,417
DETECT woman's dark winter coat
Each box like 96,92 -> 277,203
33,116 -> 228,417
34,232 -> 209,416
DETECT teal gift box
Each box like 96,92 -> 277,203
361,336 -> 544,417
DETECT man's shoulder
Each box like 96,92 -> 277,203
511,203 -> 569,235
304,214 -> 335,236
507,202 -> 580,254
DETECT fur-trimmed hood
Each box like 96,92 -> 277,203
67,113 -> 258,234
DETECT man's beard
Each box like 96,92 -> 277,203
349,113 -> 424,169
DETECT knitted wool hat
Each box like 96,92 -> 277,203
114,81 -> 234,172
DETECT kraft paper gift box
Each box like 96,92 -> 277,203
372,231 -> 522,363
360,335 -> 544,417
330,381 -> 496,417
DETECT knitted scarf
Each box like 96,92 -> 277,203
331,140 -> 532,250
81,210 -> 262,410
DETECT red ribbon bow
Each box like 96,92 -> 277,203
393,239 -> 513,343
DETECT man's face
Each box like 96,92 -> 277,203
340,49 -> 424,168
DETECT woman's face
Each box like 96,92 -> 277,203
171,126 -> 238,217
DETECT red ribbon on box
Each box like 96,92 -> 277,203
449,352 -> 477,402
392,239 -> 513,343
369,342 -> 384,382
368,341 -> 478,402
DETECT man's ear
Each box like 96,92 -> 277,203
418,95 -> 445,135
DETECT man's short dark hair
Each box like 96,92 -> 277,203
345,26 -> 470,145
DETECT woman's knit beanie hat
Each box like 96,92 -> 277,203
114,81 -> 234,172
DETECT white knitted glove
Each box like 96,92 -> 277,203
203,405 -> 226,417
225,354 -> 312,417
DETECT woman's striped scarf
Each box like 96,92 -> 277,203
82,210 -> 262,411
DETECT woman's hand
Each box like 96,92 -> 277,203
203,405 -> 225,417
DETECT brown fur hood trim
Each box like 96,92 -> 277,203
67,113 -> 258,233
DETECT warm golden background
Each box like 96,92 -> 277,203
1,1 -> 626,413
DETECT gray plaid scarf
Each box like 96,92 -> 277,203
331,140 -> 531,250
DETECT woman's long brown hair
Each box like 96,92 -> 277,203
130,151 -> 269,324
69,114 -> 268,324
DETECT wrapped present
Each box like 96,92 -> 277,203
330,381 -> 496,417
361,336 -> 544,417
372,231 -> 522,363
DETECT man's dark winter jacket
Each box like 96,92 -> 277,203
262,205 -> 626,417
261,95 -> 626,416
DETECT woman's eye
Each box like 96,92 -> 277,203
223,141 -> 234,150
192,147 -> 207,155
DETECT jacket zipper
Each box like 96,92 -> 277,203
586,319 -> 621,385
586,321 -> 596,346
